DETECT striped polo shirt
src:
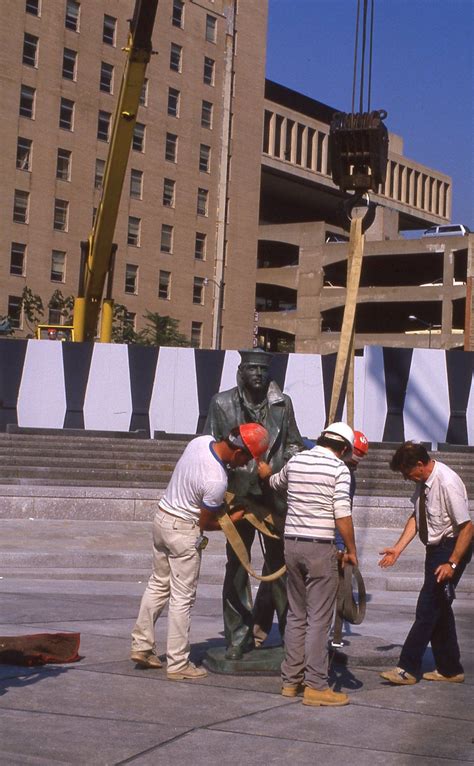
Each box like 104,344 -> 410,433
269,445 -> 352,540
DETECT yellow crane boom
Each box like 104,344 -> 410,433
73,0 -> 159,343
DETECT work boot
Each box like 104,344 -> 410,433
302,687 -> 349,707
130,650 -> 162,669
422,670 -> 464,683
167,662 -> 208,681
281,682 -> 305,698
380,667 -> 417,685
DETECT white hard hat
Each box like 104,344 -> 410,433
322,422 -> 355,449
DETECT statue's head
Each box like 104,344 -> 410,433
237,349 -> 273,395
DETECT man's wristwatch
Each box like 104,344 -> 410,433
448,561 -> 457,570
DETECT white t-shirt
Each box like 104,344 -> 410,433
160,435 -> 228,521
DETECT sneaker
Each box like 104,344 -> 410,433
380,667 -> 417,685
167,662 -> 208,681
302,687 -> 349,707
422,670 -> 464,683
130,650 -> 162,669
281,683 -> 305,698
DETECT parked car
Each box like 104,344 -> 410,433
422,224 -> 470,237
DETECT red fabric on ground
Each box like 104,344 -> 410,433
0,633 -> 81,666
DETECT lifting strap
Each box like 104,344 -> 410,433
332,562 -> 367,645
328,215 -> 365,425
217,492 -> 286,582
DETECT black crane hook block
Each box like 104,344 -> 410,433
329,110 -> 389,193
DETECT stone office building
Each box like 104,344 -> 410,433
1,1 -> 472,352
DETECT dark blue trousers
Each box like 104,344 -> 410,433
400,538 -> 471,677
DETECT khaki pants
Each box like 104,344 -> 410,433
131,510 -> 202,672
281,539 -> 338,690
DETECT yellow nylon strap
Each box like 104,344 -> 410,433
217,511 -> 286,581
329,216 -> 364,425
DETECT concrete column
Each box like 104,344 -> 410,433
267,111 -> 275,157
301,125 -> 308,168
441,246 -> 454,347
321,132 -> 328,175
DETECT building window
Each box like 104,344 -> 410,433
140,79 -> 148,106
124,311 -> 136,331
201,100 -> 213,129
100,62 -> 113,93
10,243 -> 26,276
127,216 -> 141,246
48,308 -> 62,325
205,15 -> 217,43
167,87 -> 180,117
56,149 -> 71,181
103,14 -> 116,45
94,158 -> 105,189
160,224 -> 173,253
132,122 -> 145,152
62,48 -> 77,80
165,132 -> 178,162
65,0 -> 80,31
193,277 -> 205,305
16,137 -> 32,171
97,110 -> 111,141
191,321 -> 202,348
59,98 -> 74,130
172,0 -> 184,28
170,43 -> 182,72
23,33 -> 39,67
203,57 -> 215,86
199,144 -> 211,173
13,190 -> 29,223
194,232 -> 206,260
26,0 -> 40,16
158,270 -> 171,300
53,199 -> 69,231
125,264 -> 138,294
8,296 -> 23,329
51,250 -> 66,282
130,169 -> 143,198
19,85 -> 35,118
163,178 -> 175,207
197,188 -> 208,216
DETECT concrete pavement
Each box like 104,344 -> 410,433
0,520 -> 473,765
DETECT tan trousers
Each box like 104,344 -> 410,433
281,539 -> 338,690
131,510 -> 202,672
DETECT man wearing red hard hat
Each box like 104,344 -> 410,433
130,424 -> 269,680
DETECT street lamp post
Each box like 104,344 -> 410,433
408,314 -> 441,349
204,277 -> 224,350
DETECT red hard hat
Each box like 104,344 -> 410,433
354,430 -> 369,455
238,423 -> 270,460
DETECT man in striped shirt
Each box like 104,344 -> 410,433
259,422 -> 358,707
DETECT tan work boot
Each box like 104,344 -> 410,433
422,670 -> 464,683
130,650 -> 162,669
281,682 -> 305,698
380,667 -> 417,685
302,687 -> 349,706
167,662 -> 208,681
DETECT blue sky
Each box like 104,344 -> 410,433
266,0 -> 473,228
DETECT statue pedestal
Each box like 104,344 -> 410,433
204,645 -> 284,675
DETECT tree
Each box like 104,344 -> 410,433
20,287 -> 44,335
48,290 -> 75,325
138,311 -> 192,347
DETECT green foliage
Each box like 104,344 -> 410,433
111,303 -> 139,344
48,290 -> 75,325
138,311 -> 192,347
20,287 -> 44,333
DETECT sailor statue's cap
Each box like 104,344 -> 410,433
238,349 -> 273,367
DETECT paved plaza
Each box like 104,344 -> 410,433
0,520 -> 472,765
